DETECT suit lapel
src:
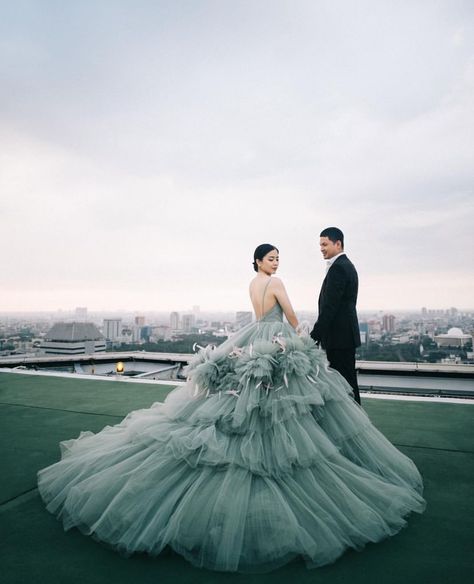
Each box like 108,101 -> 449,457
320,254 -> 345,304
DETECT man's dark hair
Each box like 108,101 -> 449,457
320,227 -> 344,248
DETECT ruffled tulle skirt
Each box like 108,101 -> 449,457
38,320 -> 425,572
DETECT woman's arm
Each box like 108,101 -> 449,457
272,278 -> 299,329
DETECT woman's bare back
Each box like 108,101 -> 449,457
249,276 -> 278,319
249,276 -> 298,328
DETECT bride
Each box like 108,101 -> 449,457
38,243 -> 425,572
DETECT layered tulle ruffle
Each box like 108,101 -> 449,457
38,315 -> 425,572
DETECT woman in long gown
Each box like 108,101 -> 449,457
38,243 -> 426,572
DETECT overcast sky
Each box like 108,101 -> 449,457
1,0 -> 473,313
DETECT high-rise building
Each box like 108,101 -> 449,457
120,327 -> 134,343
358,322 -> 369,345
170,312 -> 180,331
182,314 -> 195,332
135,316 -> 145,326
235,311 -> 253,329
382,314 -> 396,333
140,326 -> 152,342
103,318 -> 122,341
131,326 -> 142,343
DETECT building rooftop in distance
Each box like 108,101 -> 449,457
1,353 -> 473,398
0,371 -> 473,584
45,322 -> 104,341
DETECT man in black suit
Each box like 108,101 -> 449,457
310,227 -> 361,404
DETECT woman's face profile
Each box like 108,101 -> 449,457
258,249 -> 279,275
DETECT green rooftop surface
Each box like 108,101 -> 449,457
1,372 -> 473,584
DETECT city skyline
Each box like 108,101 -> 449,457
2,302 -> 472,368
0,305 -> 472,322
1,1 -> 473,312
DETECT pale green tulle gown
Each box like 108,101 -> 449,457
38,294 -> 426,572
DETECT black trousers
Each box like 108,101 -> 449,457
326,348 -> 361,405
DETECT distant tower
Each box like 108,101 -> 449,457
358,322 -> 369,345
131,325 -> 142,342
382,314 -> 396,333
170,312 -> 180,331
140,326 -> 152,342
135,316 -> 145,326
103,318 -> 122,341
235,311 -> 252,330
182,314 -> 195,332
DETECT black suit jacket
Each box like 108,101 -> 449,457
310,254 -> 361,350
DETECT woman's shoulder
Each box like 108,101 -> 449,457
269,276 -> 285,289
249,275 -> 271,287
249,276 -> 284,290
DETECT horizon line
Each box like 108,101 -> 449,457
1,307 -> 473,315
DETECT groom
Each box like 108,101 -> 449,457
310,227 -> 361,404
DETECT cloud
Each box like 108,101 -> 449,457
0,1 -> 473,311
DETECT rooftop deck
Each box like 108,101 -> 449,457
1,371 -> 473,584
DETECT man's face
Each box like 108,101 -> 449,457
320,236 -> 342,260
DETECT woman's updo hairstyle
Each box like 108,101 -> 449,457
253,243 -> 279,272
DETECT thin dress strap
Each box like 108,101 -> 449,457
261,278 -> 272,316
